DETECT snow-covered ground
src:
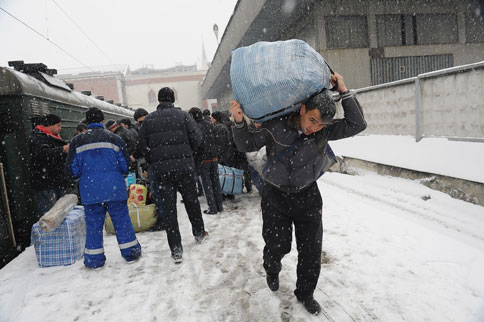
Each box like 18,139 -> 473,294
329,134 -> 484,183
1,170 -> 483,322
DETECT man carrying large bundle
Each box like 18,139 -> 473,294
231,64 -> 366,314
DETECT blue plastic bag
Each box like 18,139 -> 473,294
231,39 -> 331,123
218,164 -> 244,195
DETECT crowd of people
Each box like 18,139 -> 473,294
28,72 -> 366,316
29,87 -> 250,267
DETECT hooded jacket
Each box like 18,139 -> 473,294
137,102 -> 201,175
232,93 -> 367,192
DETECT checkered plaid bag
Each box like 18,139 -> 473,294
31,206 -> 86,268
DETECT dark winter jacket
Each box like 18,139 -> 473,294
213,122 -> 242,167
66,123 -> 130,205
137,102 -> 202,175
114,126 -> 137,157
232,93 -> 367,192
193,119 -> 218,164
29,127 -> 73,190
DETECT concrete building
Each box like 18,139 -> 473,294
125,64 -> 206,112
201,0 -> 484,111
58,43 -> 212,112
57,64 -> 129,106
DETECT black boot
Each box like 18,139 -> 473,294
298,297 -> 321,315
266,273 -> 279,292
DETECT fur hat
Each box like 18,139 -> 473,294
133,108 -> 148,121
158,87 -> 175,103
43,114 -> 61,126
85,107 -> 104,124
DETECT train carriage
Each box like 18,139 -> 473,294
0,62 -> 135,268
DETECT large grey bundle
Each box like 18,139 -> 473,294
39,194 -> 78,232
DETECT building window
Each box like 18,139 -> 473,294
377,14 -> 405,47
466,2 -> 484,43
376,13 -> 458,47
415,14 -> 458,45
370,54 -> 454,85
148,89 -> 156,104
325,15 -> 369,49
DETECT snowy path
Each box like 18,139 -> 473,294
1,171 -> 483,322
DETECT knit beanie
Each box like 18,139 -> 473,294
43,114 -> 61,126
158,87 -> 175,103
85,107 -> 104,124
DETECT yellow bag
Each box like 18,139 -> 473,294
105,204 -> 156,234
128,184 -> 147,205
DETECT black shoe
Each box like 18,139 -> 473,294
203,209 -> 217,215
266,273 -> 279,292
195,231 -> 209,244
298,297 -> 321,315
171,252 -> 183,264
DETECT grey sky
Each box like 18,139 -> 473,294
0,0 -> 237,72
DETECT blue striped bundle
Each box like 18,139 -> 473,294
218,164 -> 244,195
31,206 -> 86,268
230,39 -> 331,123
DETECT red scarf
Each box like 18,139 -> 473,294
35,125 -> 63,140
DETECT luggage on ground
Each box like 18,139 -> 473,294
31,206 -> 85,268
128,184 -> 147,206
230,39 -> 332,123
39,194 -> 78,232
218,164 -> 244,195
105,203 -> 156,234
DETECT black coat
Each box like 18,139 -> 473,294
137,102 -> 201,175
193,119 -> 218,164
114,126 -> 137,157
29,128 -> 73,190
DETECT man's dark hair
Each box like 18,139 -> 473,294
188,107 -> 204,122
202,109 -> 211,117
118,118 -> 132,127
305,92 -> 336,123
133,108 -> 148,122
211,111 -> 224,123
76,122 -> 88,132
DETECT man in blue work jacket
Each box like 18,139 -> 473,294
66,107 -> 141,268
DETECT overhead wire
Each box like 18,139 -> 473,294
49,0 -> 124,74
0,5 -> 124,101
0,6 -> 89,69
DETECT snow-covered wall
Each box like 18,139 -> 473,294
354,61 -> 484,140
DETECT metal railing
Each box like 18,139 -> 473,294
354,61 -> 484,142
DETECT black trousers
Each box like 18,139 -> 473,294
157,171 -> 205,255
198,162 -> 223,212
261,181 -> 323,300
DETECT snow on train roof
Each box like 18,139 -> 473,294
0,67 -> 133,118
